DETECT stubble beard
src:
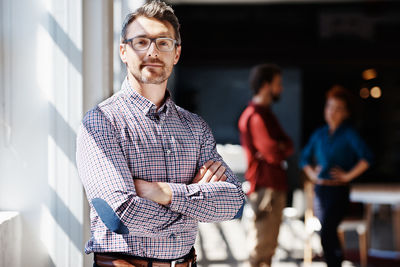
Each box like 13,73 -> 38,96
132,61 -> 172,85
137,69 -> 168,84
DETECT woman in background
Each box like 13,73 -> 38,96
299,85 -> 373,267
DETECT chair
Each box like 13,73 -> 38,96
303,180 -> 322,266
280,189 -> 320,261
303,179 -> 372,267
337,202 -> 372,267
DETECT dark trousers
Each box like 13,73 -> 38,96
314,185 -> 350,267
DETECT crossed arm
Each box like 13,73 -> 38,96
76,109 -> 244,237
135,160 -> 227,205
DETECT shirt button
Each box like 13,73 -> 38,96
166,149 -> 171,154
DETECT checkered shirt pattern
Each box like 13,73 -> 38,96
76,77 -> 245,259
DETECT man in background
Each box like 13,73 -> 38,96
239,64 -> 294,267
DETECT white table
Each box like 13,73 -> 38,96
350,184 -> 400,251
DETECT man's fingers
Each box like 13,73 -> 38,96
193,160 -> 214,183
220,174 -> 227,182
210,165 -> 226,182
203,160 -> 214,169
202,161 -> 222,183
193,161 -> 227,184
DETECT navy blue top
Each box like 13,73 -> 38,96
299,122 -> 373,180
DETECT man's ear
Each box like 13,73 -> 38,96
173,45 -> 181,65
120,44 -> 127,63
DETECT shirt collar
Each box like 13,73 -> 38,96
121,77 -> 174,118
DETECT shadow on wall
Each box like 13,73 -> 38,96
40,12 -> 82,74
42,10 -> 83,253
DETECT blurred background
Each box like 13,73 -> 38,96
0,0 -> 399,266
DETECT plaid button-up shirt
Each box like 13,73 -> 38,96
76,78 -> 245,259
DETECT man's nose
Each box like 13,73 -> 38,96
147,41 -> 159,57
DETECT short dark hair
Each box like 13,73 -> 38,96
121,0 -> 181,45
326,85 -> 355,115
249,64 -> 281,95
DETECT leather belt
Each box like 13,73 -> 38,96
94,250 -> 196,267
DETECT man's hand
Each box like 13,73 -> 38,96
134,179 -> 172,206
192,160 -> 227,184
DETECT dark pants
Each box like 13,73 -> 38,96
314,185 -> 350,267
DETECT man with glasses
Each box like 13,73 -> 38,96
76,1 -> 245,267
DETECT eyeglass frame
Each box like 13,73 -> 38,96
122,36 -> 179,52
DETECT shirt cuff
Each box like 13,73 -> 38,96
168,183 -> 204,214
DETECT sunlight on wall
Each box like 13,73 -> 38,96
36,0 -> 84,266
40,205 -> 57,263
47,135 -> 57,189
37,26 -> 54,105
40,203 -> 83,266
37,0 -> 53,101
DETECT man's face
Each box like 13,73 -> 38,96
270,74 -> 283,102
120,16 -> 181,85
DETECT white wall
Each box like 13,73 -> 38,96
0,0 -> 111,266
0,0 -> 84,266
0,0 -> 148,266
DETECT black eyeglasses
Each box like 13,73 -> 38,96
123,37 -> 178,52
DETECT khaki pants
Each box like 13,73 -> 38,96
247,188 -> 286,267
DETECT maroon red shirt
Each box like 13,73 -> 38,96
238,102 -> 294,194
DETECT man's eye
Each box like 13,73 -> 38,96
134,38 -> 149,45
